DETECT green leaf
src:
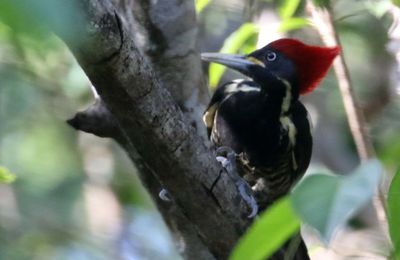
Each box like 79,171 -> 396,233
209,23 -> 258,88
195,0 -> 211,13
393,0 -> 400,8
388,169 -> 400,260
291,159 -> 382,242
0,166 -> 16,184
230,197 -> 300,260
278,0 -> 301,19
278,17 -> 309,32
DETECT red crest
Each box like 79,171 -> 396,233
269,39 -> 340,94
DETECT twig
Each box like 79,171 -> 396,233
307,0 -> 389,242
307,3 -> 374,161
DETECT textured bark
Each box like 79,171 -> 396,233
68,100 -> 215,259
116,0 -> 209,135
60,0 -> 253,259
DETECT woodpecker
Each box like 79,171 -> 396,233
202,39 -> 339,212
202,38 -> 338,260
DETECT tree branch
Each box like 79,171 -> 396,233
67,99 -> 120,138
67,100 -> 215,259
57,0 -> 252,258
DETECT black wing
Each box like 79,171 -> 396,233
203,80 -> 261,148
291,101 -> 313,181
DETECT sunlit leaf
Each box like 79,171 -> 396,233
0,166 -> 16,183
239,33 -> 259,55
393,0 -> 400,8
278,0 -> 301,19
291,160 -> 382,242
278,17 -> 309,32
195,0 -> 211,13
230,197 -> 300,260
388,169 -> 400,260
209,23 -> 258,88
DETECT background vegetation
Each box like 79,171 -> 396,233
0,0 -> 399,259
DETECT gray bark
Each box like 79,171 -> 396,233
61,0 -> 253,259
68,100 -> 215,259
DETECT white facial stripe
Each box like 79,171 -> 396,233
232,79 -> 245,83
280,116 -> 297,147
238,85 -> 261,92
279,78 -> 296,170
224,83 -> 261,95
276,78 -> 297,170
280,115 -> 298,170
280,79 -> 292,114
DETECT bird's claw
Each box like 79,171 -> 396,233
159,189 -> 171,202
216,156 -> 229,168
216,146 -> 237,174
216,146 -> 258,218
216,146 -> 236,159
237,180 -> 258,218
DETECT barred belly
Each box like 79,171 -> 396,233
237,149 -> 298,208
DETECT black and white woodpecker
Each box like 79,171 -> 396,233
202,39 -> 339,215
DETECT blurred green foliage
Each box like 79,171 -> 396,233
1,0 -> 400,259
277,0 -> 309,32
230,160 -> 383,258
291,160 -> 382,242
0,166 -> 16,183
278,0 -> 302,19
196,0 -> 212,13
0,0 -> 84,42
208,23 -> 259,88
388,169 -> 400,260
0,2 -> 167,259
392,0 -> 400,8
230,197 -> 300,260
279,17 -> 309,32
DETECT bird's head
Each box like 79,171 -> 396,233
202,38 -> 340,95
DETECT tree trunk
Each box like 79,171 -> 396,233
57,0 -> 254,259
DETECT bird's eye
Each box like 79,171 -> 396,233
266,51 -> 277,61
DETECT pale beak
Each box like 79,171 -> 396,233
201,53 -> 259,75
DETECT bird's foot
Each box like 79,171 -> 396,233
237,180 -> 258,218
216,146 -> 258,218
159,188 -> 171,202
216,146 -> 237,173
